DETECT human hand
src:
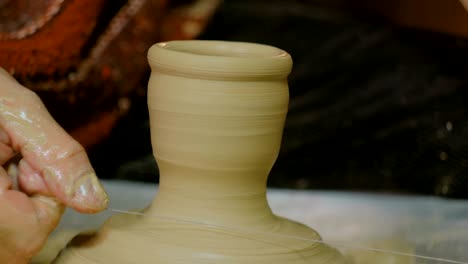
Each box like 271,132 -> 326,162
0,68 -> 108,263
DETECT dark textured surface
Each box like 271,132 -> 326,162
88,0 -> 468,198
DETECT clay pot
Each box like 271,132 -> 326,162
54,40 -> 347,263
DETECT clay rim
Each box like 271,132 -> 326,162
147,40 -> 293,80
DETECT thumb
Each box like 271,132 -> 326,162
31,195 -> 65,235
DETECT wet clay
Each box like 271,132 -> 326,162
53,41 -> 348,263
34,226 -> 416,264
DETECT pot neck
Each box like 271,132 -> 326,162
145,159 -> 274,226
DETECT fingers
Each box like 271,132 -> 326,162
17,158 -> 109,214
0,128 -> 15,164
0,164 -> 63,262
31,143 -> 108,213
17,159 -> 49,196
0,190 -> 65,262
0,167 -> 12,192
0,68 -> 108,213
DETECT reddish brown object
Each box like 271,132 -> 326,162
0,0 -> 221,149
0,0 -> 107,77
0,0 -> 64,40
69,110 -> 120,148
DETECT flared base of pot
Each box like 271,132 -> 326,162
54,212 -> 348,264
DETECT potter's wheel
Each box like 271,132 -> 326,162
51,180 -> 468,263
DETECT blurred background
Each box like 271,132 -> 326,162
2,0 -> 468,198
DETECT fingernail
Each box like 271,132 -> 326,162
71,172 -> 109,212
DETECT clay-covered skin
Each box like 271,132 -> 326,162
55,41 -> 347,263
0,68 -> 108,263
